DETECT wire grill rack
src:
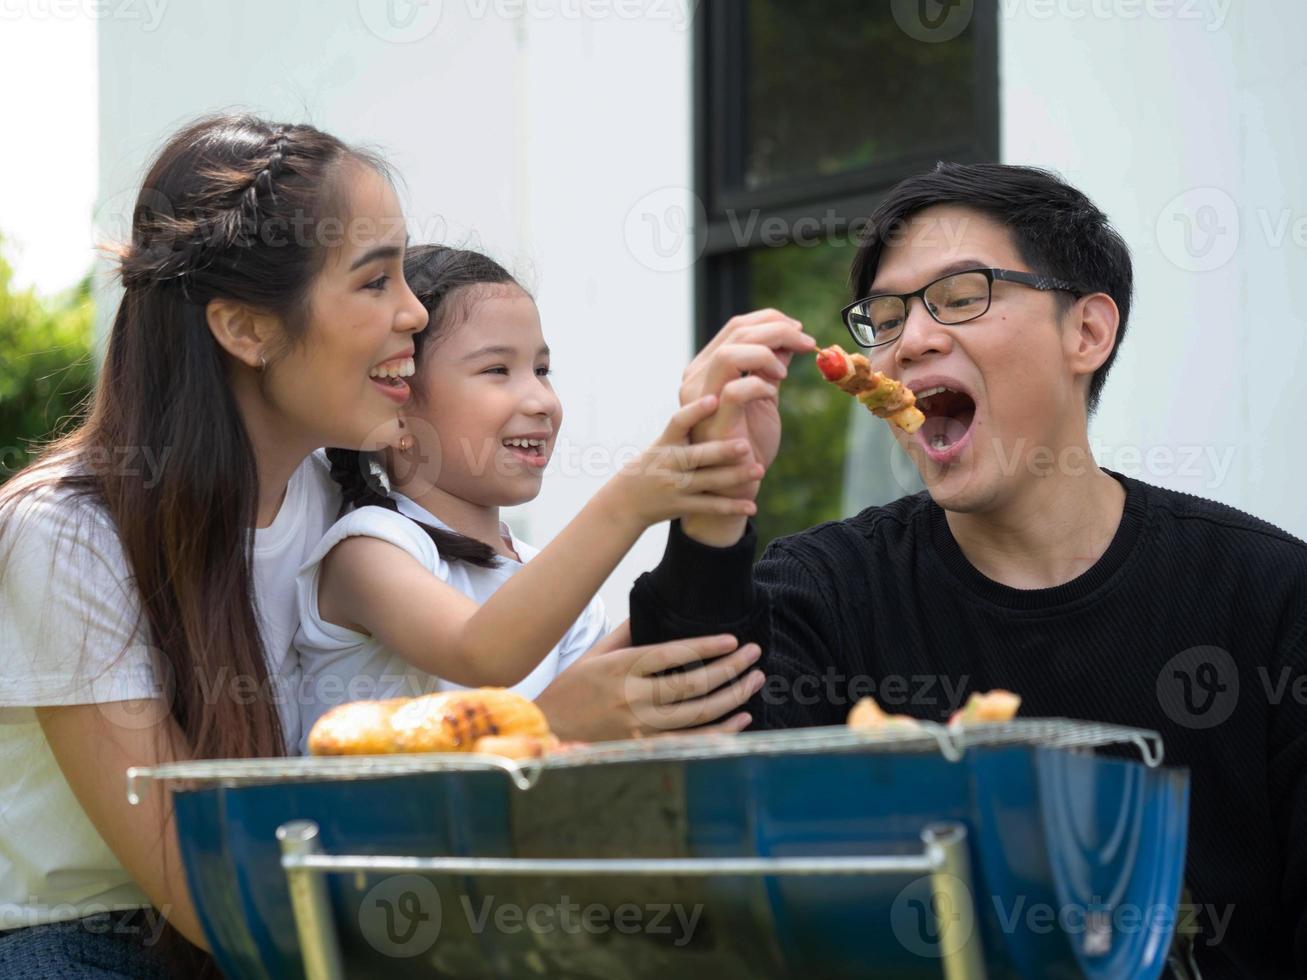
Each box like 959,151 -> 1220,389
126,718 -> 1164,802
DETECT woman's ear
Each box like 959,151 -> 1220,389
1065,292 -> 1119,378
205,298 -> 277,371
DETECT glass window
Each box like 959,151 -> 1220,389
742,0 -> 983,192
696,1 -> 995,549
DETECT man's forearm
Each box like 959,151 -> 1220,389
630,519 -> 760,646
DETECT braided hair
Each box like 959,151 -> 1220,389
326,246 -> 526,569
325,446 -> 501,567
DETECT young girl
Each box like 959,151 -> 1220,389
296,245 -> 767,744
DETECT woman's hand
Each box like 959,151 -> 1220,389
597,395 -> 765,532
536,626 -> 765,743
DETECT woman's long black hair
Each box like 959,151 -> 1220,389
326,245 -> 525,568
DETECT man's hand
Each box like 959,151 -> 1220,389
678,309 -> 815,545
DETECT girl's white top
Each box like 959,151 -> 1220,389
294,493 -> 608,752
0,453 -> 341,928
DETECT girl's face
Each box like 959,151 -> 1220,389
265,163 -> 429,453
401,286 -> 562,508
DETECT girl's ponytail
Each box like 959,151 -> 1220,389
325,448 -> 500,568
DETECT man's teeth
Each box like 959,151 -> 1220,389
503,438 -> 546,450
930,434 -> 949,450
915,385 -> 950,400
368,357 -> 416,380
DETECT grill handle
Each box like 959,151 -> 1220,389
277,819 -> 987,980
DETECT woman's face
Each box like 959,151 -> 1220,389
398,286 -> 563,508
265,163 -> 429,453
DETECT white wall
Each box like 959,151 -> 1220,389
1000,0 -> 1307,537
97,2 -> 696,619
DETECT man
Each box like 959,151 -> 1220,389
630,163 -> 1307,978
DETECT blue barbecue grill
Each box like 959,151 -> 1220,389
127,719 -> 1189,979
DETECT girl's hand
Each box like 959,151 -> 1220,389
602,395 -> 765,530
535,631 -> 765,743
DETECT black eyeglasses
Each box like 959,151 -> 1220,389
840,267 -> 1084,349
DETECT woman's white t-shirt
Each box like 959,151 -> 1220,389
0,454 -> 340,929
294,494 -> 609,751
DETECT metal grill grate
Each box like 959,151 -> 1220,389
126,717 -> 1164,802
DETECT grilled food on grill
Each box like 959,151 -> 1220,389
307,688 -> 553,756
846,697 -> 922,731
473,733 -> 562,759
306,698 -> 409,756
816,345 -> 925,434
391,689 -> 552,753
949,690 -> 1022,726
847,689 -> 1022,731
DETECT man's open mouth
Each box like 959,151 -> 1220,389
914,385 -> 977,457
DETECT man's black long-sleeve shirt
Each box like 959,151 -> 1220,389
630,473 -> 1307,978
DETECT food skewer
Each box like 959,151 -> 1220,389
815,344 -> 925,434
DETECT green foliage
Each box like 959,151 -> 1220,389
0,241 -> 96,483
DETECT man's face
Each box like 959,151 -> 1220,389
865,204 -> 1088,513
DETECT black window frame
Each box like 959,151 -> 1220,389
693,1 -> 1001,346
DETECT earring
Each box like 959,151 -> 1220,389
396,412 -> 412,452
258,353 -> 267,372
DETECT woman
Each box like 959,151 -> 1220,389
0,113 -> 757,977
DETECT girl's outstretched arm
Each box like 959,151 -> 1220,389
318,395 -> 763,688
